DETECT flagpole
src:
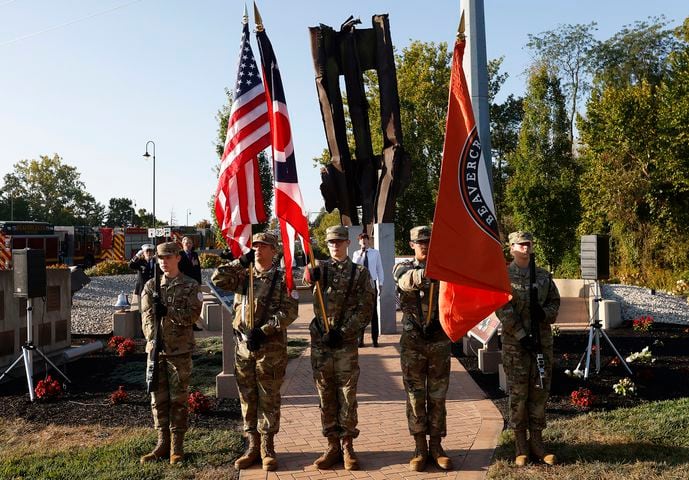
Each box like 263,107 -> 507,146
247,237 -> 255,329
307,249 -> 330,333
426,281 -> 436,326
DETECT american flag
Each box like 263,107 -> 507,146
215,19 -> 271,257
256,25 -> 312,292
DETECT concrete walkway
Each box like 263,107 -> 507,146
239,304 -> 504,480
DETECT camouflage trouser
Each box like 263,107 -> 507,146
502,342 -> 553,431
310,343 -> 360,438
151,352 -> 192,433
400,330 -> 451,436
235,336 -> 288,434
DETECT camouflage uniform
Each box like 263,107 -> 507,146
308,256 -> 374,438
496,258 -> 560,431
211,258 -> 298,435
393,226 -> 453,471
141,257 -> 202,434
393,258 -> 451,437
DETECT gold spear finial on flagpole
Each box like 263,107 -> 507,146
242,3 -> 248,24
253,1 -> 264,32
457,10 -> 466,40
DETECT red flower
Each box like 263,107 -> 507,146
108,335 -> 126,350
188,391 -> 212,414
110,386 -> 128,405
570,387 -> 595,409
116,338 -> 136,357
633,316 -> 654,332
35,375 -> 62,400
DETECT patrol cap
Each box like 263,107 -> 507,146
141,243 -> 155,251
410,226 -> 431,242
508,231 -> 534,245
326,225 -> 348,241
156,241 -> 180,257
252,231 -> 278,247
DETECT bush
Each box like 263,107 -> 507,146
116,339 -> 136,357
47,264 -> 70,269
109,386 -> 128,405
199,253 -> 223,269
188,390 -> 212,414
35,375 -> 62,401
85,260 -> 130,276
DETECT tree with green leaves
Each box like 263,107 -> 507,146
488,57 -> 524,234
593,16 -> 680,89
578,17 -> 689,278
105,197 -> 138,227
527,22 -> 599,148
0,154 -> 104,226
505,64 -> 580,272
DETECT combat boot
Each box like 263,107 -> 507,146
429,436 -> 452,470
342,436 -> 360,470
140,429 -> 170,464
261,433 -> 278,471
234,431 -> 261,469
408,433 -> 428,472
313,435 -> 342,469
514,429 -> 529,466
529,429 -> 557,465
169,432 -> 185,464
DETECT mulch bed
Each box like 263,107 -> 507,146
0,344 -> 241,430
457,321 -> 689,423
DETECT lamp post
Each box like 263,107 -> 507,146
186,208 -> 191,227
143,141 -> 156,228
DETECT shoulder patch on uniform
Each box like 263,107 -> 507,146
197,292 -> 204,301
290,290 -> 300,300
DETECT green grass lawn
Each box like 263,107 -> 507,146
0,335 -> 310,480
488,397 -> 689,479
0,423 -> 243,480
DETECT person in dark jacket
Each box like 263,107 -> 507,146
178,236 -> 203,331
129,243 -> 157,296
179,236 -> 202,283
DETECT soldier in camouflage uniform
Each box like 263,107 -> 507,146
392,226 -> 453,472
495,231 -> 560,466
304,225 -> 374,471
140,242 -> 202,465
211,232 -> 298,471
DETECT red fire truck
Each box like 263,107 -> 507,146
0,221 -> 60,269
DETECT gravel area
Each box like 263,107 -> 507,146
604,284 -> 689,325
71,270 -> 215,335
70,273 -> 689,334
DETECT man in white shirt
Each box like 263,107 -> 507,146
352,232 -> 384,347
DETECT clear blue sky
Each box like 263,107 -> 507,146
1,0 -> 686,226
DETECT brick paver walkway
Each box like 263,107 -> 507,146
240,306 -> 504,480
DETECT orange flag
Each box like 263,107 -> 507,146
425,35 -> 511,342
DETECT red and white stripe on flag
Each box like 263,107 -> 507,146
215,20 -> 270,257
256,27 -> 312,292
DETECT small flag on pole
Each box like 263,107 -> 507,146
215,14 -> 271,257
254,4 -> 312,292
425,23 -> 511,342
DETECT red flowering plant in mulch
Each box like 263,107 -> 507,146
188,391 -> 212,414
107,336 -> 126,350
109,386 -> 128,405
116,339 -> 136,357
108,336 -> 136,357
633,315 -> 654,332
34,375 -> 62,401
571,387 -> 596,409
